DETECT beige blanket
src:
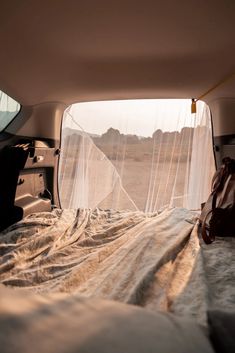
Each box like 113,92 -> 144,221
0,207 -> 234,327
0,285 -> 214,353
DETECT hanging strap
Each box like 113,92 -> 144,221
201,205 -> 215,244
217,174 -> 232,207
201,173 -> 232,244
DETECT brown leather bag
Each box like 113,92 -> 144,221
199,157 -> 235,244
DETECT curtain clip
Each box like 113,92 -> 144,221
191,98 -> 197,114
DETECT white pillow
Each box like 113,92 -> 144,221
0,285 -> 213,353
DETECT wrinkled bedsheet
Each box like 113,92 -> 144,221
0,207 -> 234,327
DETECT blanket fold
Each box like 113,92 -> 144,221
0,207 -> 234,327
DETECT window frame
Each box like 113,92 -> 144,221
0,90 -> 21,133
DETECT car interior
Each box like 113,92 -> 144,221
0,1 -> 234,353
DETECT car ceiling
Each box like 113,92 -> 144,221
0,0 -> 235,106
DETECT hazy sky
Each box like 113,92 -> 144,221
65,99 -> 198,137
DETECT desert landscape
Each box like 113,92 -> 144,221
59,125 -> 200,211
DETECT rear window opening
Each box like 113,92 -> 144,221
59,99 -> 215,212
0,90 -> 21,132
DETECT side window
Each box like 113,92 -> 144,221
0,90 -> 21,132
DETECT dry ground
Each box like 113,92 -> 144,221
59,139 -> 190,211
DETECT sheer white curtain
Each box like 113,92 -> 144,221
59,100 -> 215,212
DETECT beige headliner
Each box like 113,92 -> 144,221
0,0 -> 235,105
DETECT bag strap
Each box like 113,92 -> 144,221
211,157 -> 234,194
217,173 -> 232,207
201,209 -> 215,244
202,173 -> 232,244
201,157 -> 234,244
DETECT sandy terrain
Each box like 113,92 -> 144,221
59,131 -> 191,211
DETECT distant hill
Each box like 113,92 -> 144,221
95,127 -> 139,145
61,125 -> 209,164
62,126 -> 199,146
62,127 -> 100,138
